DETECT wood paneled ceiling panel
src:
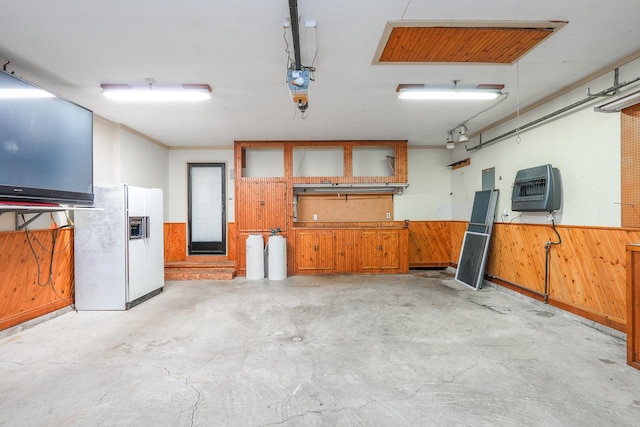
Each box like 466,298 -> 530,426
374,21 -> 567,64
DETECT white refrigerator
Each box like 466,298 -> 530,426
74,185 -> 164,310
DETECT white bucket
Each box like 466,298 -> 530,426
268,235 -> 287,280
246,234 -> 264,280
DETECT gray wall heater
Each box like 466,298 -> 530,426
511,164 -> 562,212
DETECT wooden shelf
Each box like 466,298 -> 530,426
0,205 -> 100,230
0,204 -> 96,213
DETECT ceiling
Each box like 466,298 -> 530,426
1,1 -> 639,148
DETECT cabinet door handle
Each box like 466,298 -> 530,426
378,245 -> 383,251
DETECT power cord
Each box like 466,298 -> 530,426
22,214 -> 74,302
549,217 -> 562,246
543,213 -> 562,303
509,212 -> 524,223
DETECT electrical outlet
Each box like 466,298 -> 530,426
386,212 -> 391,219
503,209 -> 509,216
313,214 -> 318,220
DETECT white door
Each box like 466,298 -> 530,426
188,163 -> 226,254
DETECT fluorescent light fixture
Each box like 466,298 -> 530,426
594,89 -> 640,112
399,88 -> 500,100
100,83 -> 212,101
0,88 -> 55,99
397,84 -> 503,100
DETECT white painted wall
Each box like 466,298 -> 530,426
449,58 -> 640,227
394,147 -> 453,220
119,131 -> 168,190
118,129 -> 170,218
92,119 -> 170,220
167,148 -> 235,223
93,116 -> 120,185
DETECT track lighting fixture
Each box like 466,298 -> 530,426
445,124 -> 471,148
458,125 -> 469,143
446,132 -> 455,149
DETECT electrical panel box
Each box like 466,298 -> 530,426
511,164 -> 562,212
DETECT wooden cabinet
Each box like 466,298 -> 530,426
359,230 -> 400,271
292,226 -> 408,275
237,182 -> 287,231
235,181 -> 288,275
233,141 -> 409,276
627,244 -> 640,370
296,230 -> 336,271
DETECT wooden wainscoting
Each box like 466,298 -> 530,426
409,220 -> 636,332
0,228 -> 74,331
164,222 -> 187,262
408,220 -> 467,267
487,224 -> 637,331
450,222 -> 468,264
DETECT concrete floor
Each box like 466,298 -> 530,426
1,271 -> 639,427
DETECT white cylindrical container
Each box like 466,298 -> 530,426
268,235 -> 287,280
246,234 -> 264,280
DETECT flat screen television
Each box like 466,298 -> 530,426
0,70 -> 93,205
